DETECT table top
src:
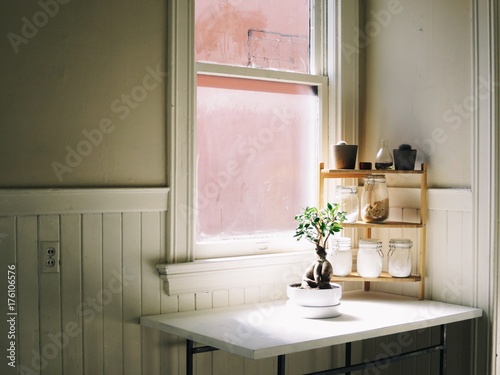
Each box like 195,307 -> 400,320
140,291 -> 482,360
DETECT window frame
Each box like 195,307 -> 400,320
166,0 -> 360,264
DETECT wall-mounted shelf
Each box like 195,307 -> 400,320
320,162 -> 427,300
331,271 -> 422,283
341,221 -> 424,229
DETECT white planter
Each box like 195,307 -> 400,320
287,282 -> 342,306
285,300 -> 341,319
286,282 -> 342,318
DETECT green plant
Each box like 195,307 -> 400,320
294,203 -> 347,289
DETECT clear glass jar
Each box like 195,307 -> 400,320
328,237 -> 352,277
357,238 -> 383,278
388,239 -> 413,277
375,139 -> 394,170
334,185 -> 359,223
361,175 -> 389,223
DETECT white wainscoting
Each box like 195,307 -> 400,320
369,188 -> 473,304
0,189 -> 340,375
0,188 -> 476,375
0,189 -> 170,375
364,188 -> 475,375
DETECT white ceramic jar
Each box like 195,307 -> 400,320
388,238 -> 413,277
357,238 -> 383,278
329,237 -> 352,277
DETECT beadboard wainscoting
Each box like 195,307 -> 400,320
364,188 -> 475,375
0,188 -> 477,375
370,188 -> 473,303
0,189 -> 171,375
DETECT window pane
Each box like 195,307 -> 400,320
196,75 -> 318,243
195,0 -> 311,73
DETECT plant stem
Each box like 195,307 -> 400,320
316,244 -> 327,260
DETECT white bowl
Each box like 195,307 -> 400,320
287,282 -> 342,307
286,300 -> 341,319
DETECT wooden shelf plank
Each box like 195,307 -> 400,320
331,271 -> 421,283
320,167 -> 426,179
342,221 -> 424,228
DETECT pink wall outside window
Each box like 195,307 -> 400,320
195,0 -> 317,244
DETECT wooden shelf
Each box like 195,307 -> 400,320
342,221 -> 424,229
320,165 -> 426,179
319,162 -> 428,299
331,271 -> 422,283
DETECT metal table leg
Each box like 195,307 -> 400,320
345,342 -> 351,375
440,324 -> 447,375
186,339 -> 194,375
186,339 -> 220,375
277,354 -> 286,375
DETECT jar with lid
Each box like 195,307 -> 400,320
388,239 -> 413,277
334,185 -> 359,223
361,175 -> 389,223
357,238 -> 383,278
328,237 -> 352,277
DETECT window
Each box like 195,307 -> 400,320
195,0 -> 312,72
166,1 -> 359,263
194,0 -> 328,258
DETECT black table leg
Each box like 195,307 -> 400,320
440,324 -> 447,375
277,354 -> 286,375
186,339 -> 194,375
345,342 -> 352,375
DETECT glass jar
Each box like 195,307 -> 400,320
375,139 -> 394,170
388,239 -> 413,277
357,238 -> 383,278
328,237 -> 352,277
334,185 -> 359,223
361,175 -> 389,223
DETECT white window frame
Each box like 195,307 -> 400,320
165,0 -> 360,271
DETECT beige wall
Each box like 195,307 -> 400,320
360,0 -> 472,188
0,0 -> 167,187
0,0 -> 473,188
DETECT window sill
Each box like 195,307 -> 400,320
156,250 -> 313,295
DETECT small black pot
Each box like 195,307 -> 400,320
393,149 -> 417,170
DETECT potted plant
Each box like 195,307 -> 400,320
293,202 -> 347,289
286,203 -> 347,318
287,203 -> 346,318
393,143 -> 417,170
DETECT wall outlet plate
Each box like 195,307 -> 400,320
39,241 -> 60,273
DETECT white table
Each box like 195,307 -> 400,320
141,291 -> 482,375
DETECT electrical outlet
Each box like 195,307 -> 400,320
40,241 -> 60,273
